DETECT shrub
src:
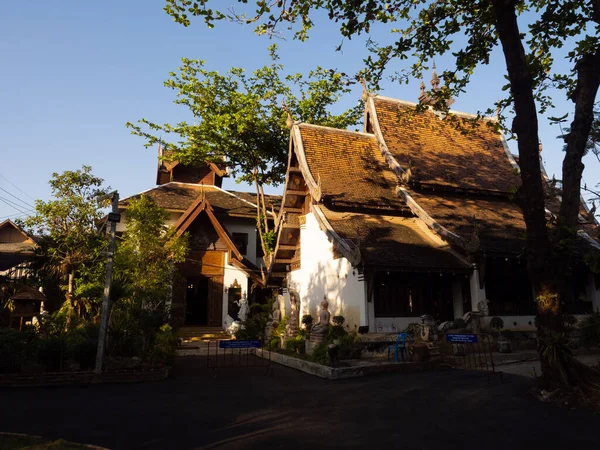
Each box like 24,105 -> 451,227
37,336 -> 67,371
579,312 -> 600,349
150,324 -> 178,366
332,316 -> 345,326
284,335 -> 305,353
562,314 -> 578,329
311,343 -> 330,365
301,314 -> 313,329
338,331 -> 361,360
327,323 -> 346,341
0,327 -> 40,373
489,316 -> 504,331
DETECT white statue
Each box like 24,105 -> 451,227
236,294 -> 249,322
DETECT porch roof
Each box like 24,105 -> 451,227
319,207 -> 471,270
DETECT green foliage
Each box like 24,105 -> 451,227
284,335 -> 305,354
332,315 -> 345,326
116,195 -> 189,310
150,324 -> 179,366
338,331 -> 361,360
301,314 -> 313,328
0,326 -> 39,373
489,317 -> 505,331
21,166 -> 110,318
579,312 -> 600,349
261,229 -> 277,254
235,300 -> 271,341
541,333 -> 575,368
310,343 -> 330,366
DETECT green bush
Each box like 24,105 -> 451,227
37,336 -> 67,371
284,335 -> 305,353
489,316 -> 504,331
332,316 -> 345,326
301,314 -> 313,328
311,343 -> 330,365
338,331 -> 361,360
579,312 -> 600,349
0,327 -> 40,373
149,324 -> 178,366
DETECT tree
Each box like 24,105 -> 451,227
21,166 -> 110,318
127,45 -> 362,262
116,195 -> 188,311
163,0 -> 600,386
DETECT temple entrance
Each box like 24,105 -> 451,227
185,277 -> 209,326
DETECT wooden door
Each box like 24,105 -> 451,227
207,276 -> 224,327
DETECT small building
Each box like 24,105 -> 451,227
269,80 -> 600,332
118,154 -> 280,331
0,219 -> 36,279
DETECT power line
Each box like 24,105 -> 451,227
0,210 -> 34,221
0,196 -> 27,213
0,172 -> 35,201
0,186 -> 33,208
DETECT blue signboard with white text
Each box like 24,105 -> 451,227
446,333 -> 478,343
219,339 -> 262,349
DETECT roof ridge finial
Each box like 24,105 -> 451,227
282,99 -> 294,129
360,78 -> 369,101
431,60 -> 440,91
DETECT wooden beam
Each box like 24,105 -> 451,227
286,189 -> 306,196
283,208 -> 303,213
270,272 -> 288,278
277,245 -> 297,251
274,259 -> 293,264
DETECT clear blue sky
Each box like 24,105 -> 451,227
1,0 -> 597,220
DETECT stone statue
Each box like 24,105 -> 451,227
236,295 -> 249,322
286,292 -> 300,338
310,297 -> 331,344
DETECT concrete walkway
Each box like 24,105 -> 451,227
500,353 -> 600,378
0,357 -> 598,449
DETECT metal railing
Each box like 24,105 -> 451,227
206,339 -> 272,377
439,333 -> 503,382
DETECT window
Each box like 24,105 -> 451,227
232,232 -> 248,255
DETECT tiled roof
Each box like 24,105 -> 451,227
319,206 -> 470,270
298,124 -> 405,211
406,190 -> 527,254
229,191 -> 282,214
120,184 -> 261,218
372,97 -> 520,193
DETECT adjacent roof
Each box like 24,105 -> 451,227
120,183 -> 264,218
298,124 -> 405,211
406,189 -> 527,254
371,96 -> 520,193
11,286 -> 46,302
229,191 -> 282,214
319,206 -> 470,270
0,220 -> 36,271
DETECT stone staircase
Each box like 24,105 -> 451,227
176,327 -> 232,357
177,327 -> 231,342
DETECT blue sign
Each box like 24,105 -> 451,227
446,333 -> 478,343
219,339 -> 262,349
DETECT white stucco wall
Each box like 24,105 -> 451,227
287,212 -> 366,330
220,218 -> 259,265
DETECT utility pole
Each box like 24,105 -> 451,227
95,191 -> 120,374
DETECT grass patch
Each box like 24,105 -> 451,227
0,434 -> 94,449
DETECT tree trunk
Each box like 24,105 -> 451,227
253,168 -> 268,257
559,47 -> 600,229
490,0 -> 559,377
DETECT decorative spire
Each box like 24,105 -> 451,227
360,78 -> 369,101
430,61 -> 440,91
282,100 -> 293,129
589,201 -> 597,222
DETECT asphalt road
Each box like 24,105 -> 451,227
0,358 -> 598,450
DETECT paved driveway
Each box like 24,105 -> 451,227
0,357 -> 597,450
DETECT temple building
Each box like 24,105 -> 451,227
269,76 -> 600,333
118,150 -> 280,333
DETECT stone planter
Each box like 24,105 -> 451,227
410,344 -> 430,362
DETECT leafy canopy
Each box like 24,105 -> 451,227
127,44 -> 361,187
116,195 -> 189,310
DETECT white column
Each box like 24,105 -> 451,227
469,264 -> 487,312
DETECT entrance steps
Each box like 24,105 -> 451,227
177,327 -> 231,342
